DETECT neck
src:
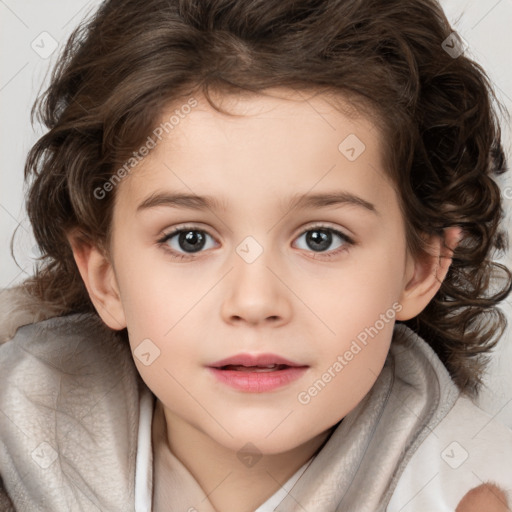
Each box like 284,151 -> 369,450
152,399 -> 335,512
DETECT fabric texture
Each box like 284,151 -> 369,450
0,476 -> 15,511
0,311 -> 142,510
1,285 -> 511,511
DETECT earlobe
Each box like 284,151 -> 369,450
67,230 -> 127,330
396,226 -> 462,321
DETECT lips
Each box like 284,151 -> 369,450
207,353 -> 309,393
208,353 -> 305,369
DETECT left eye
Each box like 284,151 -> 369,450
160,229 -> 217,254
293,227 -> 352,253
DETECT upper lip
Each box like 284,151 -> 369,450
208,353 -> 307,368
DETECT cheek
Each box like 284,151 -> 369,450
305,244 -> 406,336
128,318 -> 201,414
112,243 -> 186,333
295,316 -> 395,435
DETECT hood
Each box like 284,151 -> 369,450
0,285 -> 65,345
0,285 -> 143,511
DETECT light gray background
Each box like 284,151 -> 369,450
1,0 -> 511,426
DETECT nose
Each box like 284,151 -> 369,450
220,247 -> 293,327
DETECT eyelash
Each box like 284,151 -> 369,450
156,224 -> 355,261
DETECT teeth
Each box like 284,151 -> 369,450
252,365 -> 279,373
223,364 -> 286,372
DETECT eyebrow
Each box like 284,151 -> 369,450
136,191 -> 378,215
285,191 -> 378,215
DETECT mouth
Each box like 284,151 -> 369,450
207,353 -> 309,392
217,363 -> 293,373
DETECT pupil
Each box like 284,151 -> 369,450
307,230 -> 331,251
179,231 -> 205,252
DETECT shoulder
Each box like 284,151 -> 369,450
0,295 -> 142,510
0,283 -> 138,389
0,302 -> 140,425
0,304 -> 135,387
388,392 -> 512,511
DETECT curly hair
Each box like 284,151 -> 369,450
16,0 -> 511,396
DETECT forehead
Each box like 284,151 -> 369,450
114,87 -> 393,213
152,87 -> 378,150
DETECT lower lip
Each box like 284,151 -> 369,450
207,366 -> 308,393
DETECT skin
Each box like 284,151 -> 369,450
69,88 -> 471,511
457,484 -> 511,512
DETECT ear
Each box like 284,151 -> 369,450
66,229 -> 127,330
396,226 -> 462,321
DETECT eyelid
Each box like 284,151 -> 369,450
293,222 -> 355,242
158,222 -> 219,240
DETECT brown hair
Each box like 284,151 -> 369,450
16,0 -> 511,395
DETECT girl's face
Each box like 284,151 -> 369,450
96,89 -> 428,454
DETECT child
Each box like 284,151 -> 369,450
1,0 -> 511,510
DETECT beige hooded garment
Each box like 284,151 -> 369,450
0,284 -> 511,511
